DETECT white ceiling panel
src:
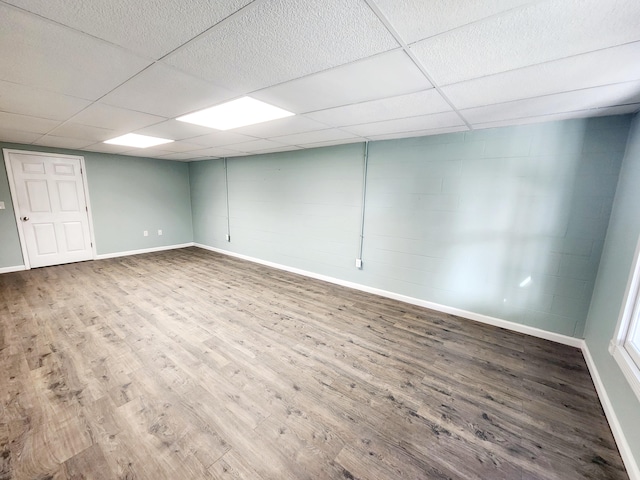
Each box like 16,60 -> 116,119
33,135 -> 94,149
365,125 -> 468,142
473,104 -> 640,131
83,142 -> 132,154
371,0 -> 535,44
120,148 -> 176,158
232,116 -> 331,138
0,112 -> 60,135
225,139 -> 290,153
165,0 -> 398,92
461,81 -> 640,125
187,146 -> 245,158
0,129 -> 42,144
154,141 -> 207,153
252,50 -> 432,113
443,42 -> 640,110
0,80 -> 91,121
250,145 -> 303,155
101,64 -> 237,118
411,0 -> 640,85
68,104 -> 165,132
48,123 -> 118,142
0,3 -> 151,100
156,152 -> 207,161
272,129 -> 360,146
303,138 -> 367,149
343,111 -> 465,137
187,131 -> 258,148
306,89 -> 452,127
2,0 -> 254,59
133,120 -> 216,141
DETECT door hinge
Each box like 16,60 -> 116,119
85,206 -> 88,212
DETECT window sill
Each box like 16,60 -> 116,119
610,340 -> 640,403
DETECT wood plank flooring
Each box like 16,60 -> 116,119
0,247 -> 628,479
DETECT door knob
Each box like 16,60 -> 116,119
21,216 -> 29,221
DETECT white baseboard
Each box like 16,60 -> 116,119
96,242 -> 194,260
193,243 -> 582,348
582,342 -> 640,480
0,265 -> 26,274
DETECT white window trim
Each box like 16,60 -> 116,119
609,234 -> 640,402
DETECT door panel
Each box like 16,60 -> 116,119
6,150 -> 94,268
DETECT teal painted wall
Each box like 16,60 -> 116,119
0,152 -> 23,268
363,117 -> 629,337
190,144 -> 365,278
584,113 -> 640,465
0,143 -> 193,262
190,116 -> 630,338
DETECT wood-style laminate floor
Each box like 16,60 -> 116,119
0,247 -> 628,480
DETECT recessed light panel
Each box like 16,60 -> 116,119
177,96 -> 294,130
104,133 -> 174,148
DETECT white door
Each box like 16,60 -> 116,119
4,150 -> 94,268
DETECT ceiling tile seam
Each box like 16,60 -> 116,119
363,0 -> 472,131
403,0 -> 545,45
0,1 -> 157,62
458,78 -> 640,111
437,39 -> 640,88
469,104 -> 640,127
157,0 -> 267,63
297,87 -> 437,116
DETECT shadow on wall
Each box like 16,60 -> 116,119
366,117 -> 627,337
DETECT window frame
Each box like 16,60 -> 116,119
609,234 -> 640,402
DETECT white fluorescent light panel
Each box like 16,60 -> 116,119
177,96 -> 294,130
104,133 -> 174,148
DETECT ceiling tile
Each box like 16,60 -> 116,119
0,80 -> 91,121
306,89 -> 452,127
101,64 -> 237,118
232,116 -> 331,138
165,0 -> 398,92
156,152 -> 207,161
411,0 -> 640,85
48,123 -> 117,142
271,129 -> 359,146
472,104 -> 640,130
133,120 -> 215,140
365,125 -> 468,142
187,131 -> 258,148
33,135 -> 94,149
69,103 -> 166,132
343,111 -> 465,137
0,3 -> 151,100
443,42 -> 640,110
0,129 -> 42,144
252,50 -> 431,113
120,148 -> 176,158
303,137 -> 366,149
83,142 -> 132,154
461,81 -> 640,125
247,145 -> 303,155
155,141 -> 207,153
188,146 -> 245,158
3,0 -> 254,59
225,139 -> 289,153
0,112 -> 60,134
372,0 -> 535,44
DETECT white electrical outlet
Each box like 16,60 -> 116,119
355,258 -> 363,269
143,230 -> 148,237
0,201 -> 5,210
158,229 -> 163,236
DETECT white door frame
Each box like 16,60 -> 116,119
3,148 -> 98,269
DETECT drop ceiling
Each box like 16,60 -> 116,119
1,0 -> 639,161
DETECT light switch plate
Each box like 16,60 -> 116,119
0,201 -> 5,209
